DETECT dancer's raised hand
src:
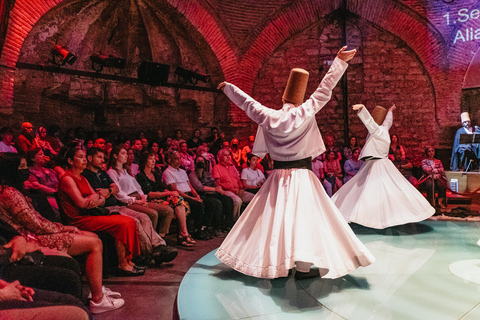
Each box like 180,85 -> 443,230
217,82 -> 227,91
352,104 -> 364,110
389,104 -> 396,112
337,46 -> 357,62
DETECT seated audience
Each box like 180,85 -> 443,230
186,129 -> 204,155
197,144 -> 216,173
34,127 -> 57,156
82,148 -> 177,264
126,149 -> 139,177
26,148 -> 60,215
320,133 -> 342,162
136,152 -> 194,247
86,140 -> 94,150
94,138 -> 106,151
241,153 -> 266,194
230,138 -> 242,169
189,155 -> 234,235
15,122 -> 37,155
213,149 -> 255,220
323,149 -> 343,196
0,228 -> 82,299
107,146 -> 175,239
343,135 -> 359,161
241,135 -> 255,165
311,156 -> 324,182
260,153 -> 274,178
73,127 -> 86,150
0,127 -> 18,153
149,141 -> 165,169
210,131 -> 225,159
179,141 -> 195,174
388,133 -> 406,161
392,149 -> 417,185
58,147 -> 144,277
64,129 -> 77,146
123,140 -> 131,151
420,146 -> 447,208
0,152 -> 125,313
163,151 -> 212,240
132,140 -> 143,165
343,148 -> 364,183
45,125 -> 64,154
0,278 -> 90,320
141,138 -> 148,151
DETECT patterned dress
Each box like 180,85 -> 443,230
0,186 -> 74,251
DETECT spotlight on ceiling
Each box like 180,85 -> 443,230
174,66 -> 210,85
90,53 -> 126,72
51,45 -> 77,66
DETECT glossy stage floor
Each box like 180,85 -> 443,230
177,220 -> 480,320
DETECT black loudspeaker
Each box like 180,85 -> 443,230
138,61 -> 170,85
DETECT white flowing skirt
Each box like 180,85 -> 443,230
331,158 -> 435,229
215,168 -> 375,279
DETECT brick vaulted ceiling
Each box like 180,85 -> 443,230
0,0 -> 461,126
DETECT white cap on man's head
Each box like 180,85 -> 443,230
461,112 -> 471,123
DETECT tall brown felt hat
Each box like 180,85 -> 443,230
372,106 -> 387,125
282,68 -> 309,105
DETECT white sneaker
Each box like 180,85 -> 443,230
89,294 -> 125,314
87,286 -> 122,299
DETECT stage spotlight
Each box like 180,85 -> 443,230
90,53 -> 126,72
52,45 -> 77,66
174,66 -> 210,85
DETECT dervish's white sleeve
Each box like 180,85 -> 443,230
300,57 -> 348,115
222,57 -> 348,132
357,107 -> 381,135
382,111 -> 393,130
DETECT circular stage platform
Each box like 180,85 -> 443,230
177,221 -> 480,320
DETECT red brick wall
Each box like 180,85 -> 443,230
0,0 -> 474,152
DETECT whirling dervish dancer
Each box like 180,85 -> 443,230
332,104 -> 435,229
215,47 -> 375,280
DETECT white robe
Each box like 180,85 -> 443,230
215,58 -> 375,279
332,107 -> 435,228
